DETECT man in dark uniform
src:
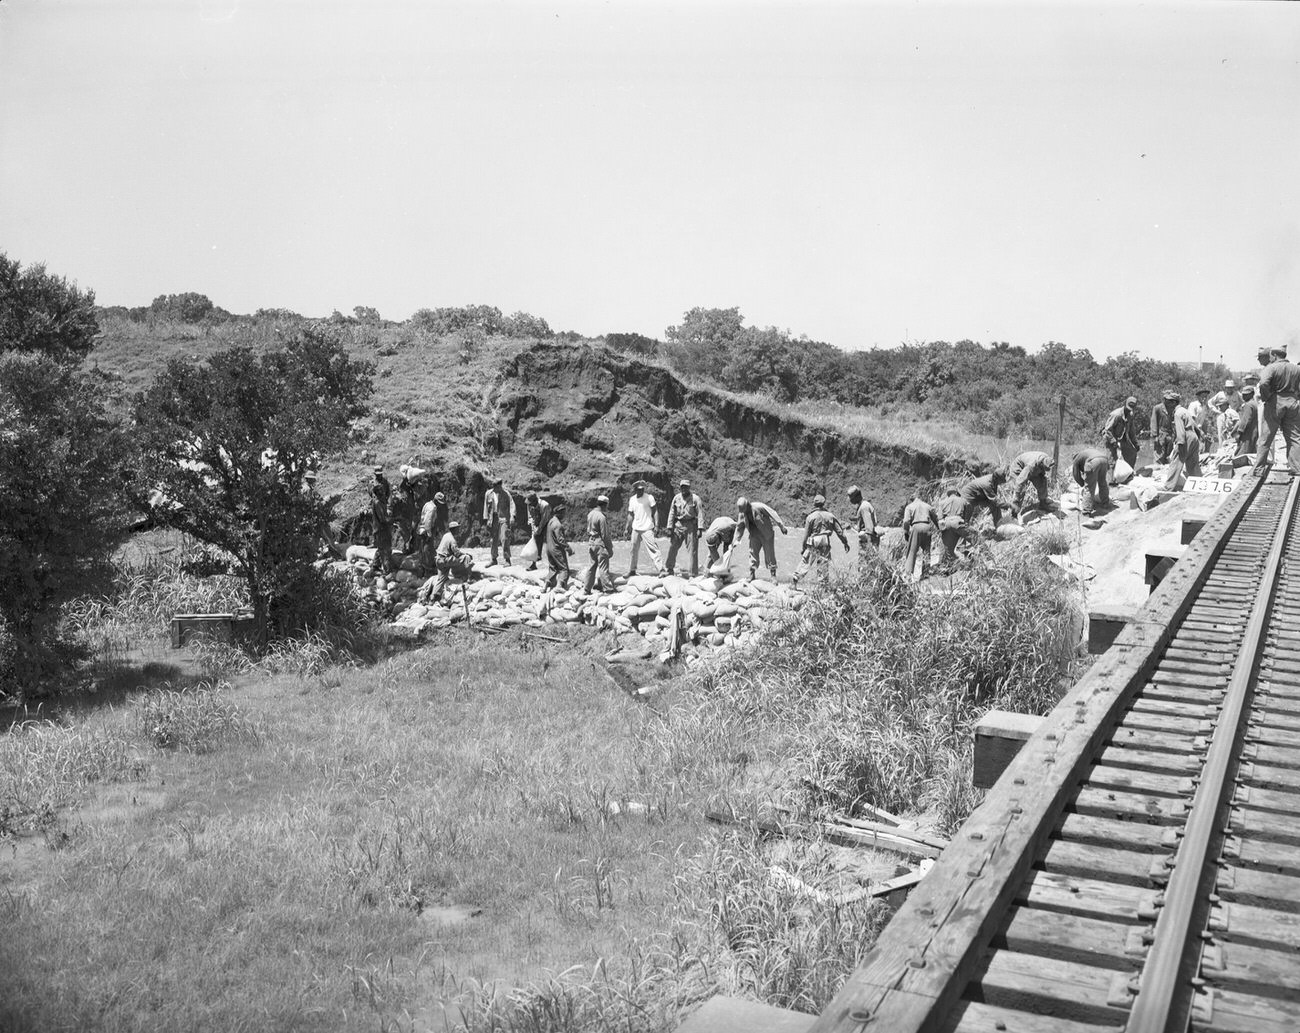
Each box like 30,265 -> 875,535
369,466 -> 394,575
582,495 -> 616,593
959,468 -> 1007,528
901,489 -> 938,582
1256,345 -> 1300,475
1073,447 -> 1111,514
1102,396 -> 1140,482
1008,451 -> 1055,514
544,502 -> 573,589
935,488 -> 968,571
1151,393 -> 1176,464
665,479 -> 705,577
1236,384 -> 1260,460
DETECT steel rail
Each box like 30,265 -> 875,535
1125,473 -> 1300,1033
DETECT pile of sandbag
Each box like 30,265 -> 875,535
334,545 -> 805,659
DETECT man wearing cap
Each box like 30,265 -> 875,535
958,468 -> 1007,528
1101,397 -> 1140,482
1008,451 -> 1055,515
1162,391 -> 1202,489
1256,345 -> 1300,475
392,464 -> 419,554
582,495 -> 616,593
736,497 -> 787,581
544,502 -> 574,589
900,487 -> 938,582
1236,384 -> 1260,459
418,491 -> 450,572
1072,447 -> 1111,514
625,480 -> 663,576
703,514 -> 740,572
525,492 -> 552,572
792,494 -> 848,586
369,467 -> 395,575
417,520 -> 470,604
1188,388 -> 1214,448
482,477 -> 515,567
935,487 -> 968,572
665,479 -> 705,577
1151,394 -> 1176,464
847,485 -> 879,566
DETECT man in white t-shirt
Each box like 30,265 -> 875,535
625,480 -> 663,576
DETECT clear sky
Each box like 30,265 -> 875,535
1,0 -> 1297,364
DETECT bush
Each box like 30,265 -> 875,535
135,685 -> 260,752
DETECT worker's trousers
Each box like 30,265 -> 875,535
748,530 -> 778,579
628,530 -> 663,575
583,543 -> 615,593
545,550 -> 571,589
371,521 -> 394,574
1013,472 -> 1050,512
1255,398 -> 1300,475
904,525 -> 932,582
665,524 -> 699,576
488,517 -> 510,566
793,539 -> 831,583
1164,437 -> 1202,490
1081,458 -> 1110,513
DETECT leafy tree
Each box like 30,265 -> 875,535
149,292 -> 215,323
0,255 -> 133,694
721,326 -> 801,401
663,306 -> 746,381
0,254 -> 100,361
134,329 -> 374,646
502,310 -> 552,339
353,305 -> 381,325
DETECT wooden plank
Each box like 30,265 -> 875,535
974,711 -> 1044,789
1083,764 -> 1190,798
994,906 -> 1137,969
1224,865 -> 1300,907
1016,869 -> 1154,922
1209,939 -> 1300,996
1234,784 -> 1300,816
806,475 -> 1267,1033
830,815 -> 949,851
1233,834 -> 1300,874
1232,805 -> 1300,845
1216,900 -> 1300,950
1041,839 -> 1168,887
1071,787 -> 1189,824
1093,743 -> 1199,775
968,950 -> 1137,1026
1204,987 -> 1300,1033
942,999 -> 1121,1033
1055,814 -> 1172,852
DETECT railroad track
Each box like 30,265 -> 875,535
812,470 -> 1300,1033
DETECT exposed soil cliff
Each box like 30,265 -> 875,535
337,342 -> 985,543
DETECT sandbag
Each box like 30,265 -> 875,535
517,538 -> 539,564
1113,458 -> 1135,484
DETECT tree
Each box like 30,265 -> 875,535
149,292 -> 215,323
0,255 -> 133,694
134,328 -> 374,646
663,306 -> 745,381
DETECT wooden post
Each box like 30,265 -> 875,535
1052,394 -> 1065,473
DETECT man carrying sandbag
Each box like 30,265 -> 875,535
703,514 -> 739,572
1102,396 -> 1140,484
1073,447 -> 1111,514
736,497 -> 787,582
1163,392 -> 1202,490
1008,451 -> 1055,516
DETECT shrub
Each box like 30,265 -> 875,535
134,685 -> 260,752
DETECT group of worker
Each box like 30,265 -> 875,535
360,347 -> 1300,601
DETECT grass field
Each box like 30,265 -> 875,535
1,512 -> 1085,1032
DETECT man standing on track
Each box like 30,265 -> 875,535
1256,345 -> 1300,475
625,480 -> 663,576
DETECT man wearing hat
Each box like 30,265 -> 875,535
792,494 -> 848,586
1256,345 -> 1300,474
958,467 -> 1008,527
544,501 -> 574,589
1236,383 -> 1260,459
482,477 -> 515,567
900,486 -> 938,582
625,480 -> 663,576
1188,388 -> 1214,448
1162,391 -> 1202,489
582,495 -> 616,593
1008,451 -> 1056,514
369,466 -> 395,575
1213,378 -> 1243,414
665,479 -> 705,577
735,496 -> 788,581
1213,394 -> 1240,456
846,484 -> 879,565
703,513 -> 740,571
525,492 -> 552,572
417,520 -> 471,604
1150,393 -> 1176,464
1101,397 -> 1140,482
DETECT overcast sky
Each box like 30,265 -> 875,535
1,0 -> 1297,364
